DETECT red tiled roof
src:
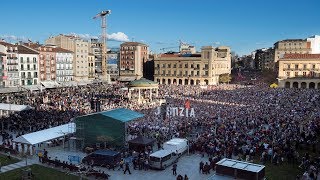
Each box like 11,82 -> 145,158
282,54 -> 320,59
0,41 -> 14,47
17,45 -> 39,54
54,47 -> 73,53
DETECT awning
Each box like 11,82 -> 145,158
41,81 -> 60,89
0,87 -> 28,94
23,85 -> 43,91
60,81 -> 78,87
13,123 -> 76,145
0,103 -> 33,111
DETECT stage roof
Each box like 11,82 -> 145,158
216,158 -> 265,173
13,123 -> 75,145
100,108 -> 144,122
0,103 -> 33,112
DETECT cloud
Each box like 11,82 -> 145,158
0,35 -> 29,42
69,32 -> 129,42
213,41 -> 221,45
107,32 -> 129,42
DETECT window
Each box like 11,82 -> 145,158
295,64 -> 298,69
295,72 -> 298,77
303,72 -> 307,77
303,64 -> 307,70
20,57 -> 23,63
286,72 -> 290,77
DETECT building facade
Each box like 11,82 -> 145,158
119,42 -> 149,81
46,35 -> 89,81
17,45 -> 39,86
179,43 -> 196,55
56,48 -> 74,82
88,53 -> 95,79
307,35 -> 320,54
274,39 -> 311,63
0,52 -> 5,88
0,42 -> 19,87
89,38 -> 103,77
107,50 -> 119,81
254,48 -> 275,70
154,46 -> 231,85
278,54 -> 320,89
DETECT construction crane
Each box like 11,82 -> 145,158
93,10 -> 111,82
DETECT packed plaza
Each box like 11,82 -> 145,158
0,73 -> 318,179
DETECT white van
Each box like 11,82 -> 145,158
149,150 -> 178,170
163,138 -> 188,155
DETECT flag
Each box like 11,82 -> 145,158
185,99 -> 191,110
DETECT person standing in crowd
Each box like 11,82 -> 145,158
123,162 -> 131,175
172,163 -> 177,176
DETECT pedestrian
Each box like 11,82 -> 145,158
199,161 -> 204,173
118,159 -> 124,171
172,163 -> 177,176
176,174 -> 183,180
123,162 -> 131,174
184,174 -> 189,180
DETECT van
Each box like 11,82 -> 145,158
163,138 -> 188,155
149,149 -> 178,170
82,150 -> 121,168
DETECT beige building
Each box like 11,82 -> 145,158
278,54 -> 320,89
274,39 -> 311,63
119,42 -> 149,81
88,53 -> 95,79
46,35 -> 89,81
154,46 -> 231,85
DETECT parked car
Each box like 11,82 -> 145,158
82,150 -> 121,168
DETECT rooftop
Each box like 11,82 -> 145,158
281,54 -> 320,59
121,42 -> 148,47
128,78 -> 158,88
17,45 -> 38,54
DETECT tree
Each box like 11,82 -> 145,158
219,74 -> 232,83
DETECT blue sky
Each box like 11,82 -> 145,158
1,0 -> 320,55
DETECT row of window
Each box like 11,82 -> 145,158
21,64 -> 37,71
155,70 -> 208,76
21,72 -> 38,78
284,64 -> 318,70
20,57 -> 37,63
285,71 -> 316,77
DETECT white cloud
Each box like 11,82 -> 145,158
213,41 -> 221,45
68,32 -> 129,42
0,35 -> 29,42
107,32 -> 129,42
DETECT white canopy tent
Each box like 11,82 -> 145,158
13,123 -> 76,145
0,103 -> 33,112
41,81 -> 60,89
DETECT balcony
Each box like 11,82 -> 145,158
7,69 -> 18,72
7,57 -> 18,60
7,62 -> 18,65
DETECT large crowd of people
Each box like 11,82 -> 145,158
0,78 -> 319,179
